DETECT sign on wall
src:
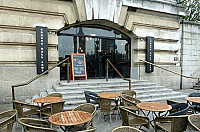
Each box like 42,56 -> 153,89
146,36 -> 154,73
71,53 -> 87,82
36,26 -> 48,74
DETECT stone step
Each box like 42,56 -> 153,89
60,79 -> 149,86
138,91 -> 181,100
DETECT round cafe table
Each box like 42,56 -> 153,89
136,102 -> 172,127
98,92 -> 121,98
49,111 -> 93,132
33,97 -> 62,104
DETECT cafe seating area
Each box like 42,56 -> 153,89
1,87 -> 200,132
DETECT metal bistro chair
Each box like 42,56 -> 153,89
168,103 -> 189,116
119,106 -> 150,130
188,114 -> 200,131
121,90 -> 137,98
84,91 -> 99,106
0,110 -> 17,131
154,115 -> 188,132
18,117 -> 57,132
188,92 -> 200,112
72,103 -> 97,131
111,126 -> 142,132
120,94 -> 141,114
97,97 -> 118,124
40,101 -> 65,118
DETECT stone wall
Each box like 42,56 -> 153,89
0,0 -> 76,104
181,21 -> 200,89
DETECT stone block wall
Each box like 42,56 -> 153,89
181,21 -> 200,89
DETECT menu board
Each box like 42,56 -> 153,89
71,53 -> 87,82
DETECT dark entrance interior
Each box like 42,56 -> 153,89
58,26 -> 130,80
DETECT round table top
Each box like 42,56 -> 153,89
136,102 -> 172,112
49,111 -> 93,126
185,97 -> 200,103
98,92 -> 121,98
33,97 -> 62,103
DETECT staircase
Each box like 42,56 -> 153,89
25,79 -> 186,111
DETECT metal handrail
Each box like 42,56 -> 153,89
139,59 -> 199,80
106,59 -> 131,90
191,66 -> 200,76
11,57 -> 70,109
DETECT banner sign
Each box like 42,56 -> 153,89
36,26 -> 48,74
146,36 -> 154,73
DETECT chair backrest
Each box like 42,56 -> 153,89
120,94 -> 140,111
84,91 -> 98,104
119,106 -> 149,128
18,118 -> 57,132
97,97 -> 116,113
0,110 -> 17,131
188,114 -> 200,131
47,93 -> 62,98
72,103 -> 97,116
121,90 -> 136,98
13,100 -> 24,118
170,115 -> 188,132
51,101 -> 65,115
111,126 -> 142,132
169,103 -> 189,116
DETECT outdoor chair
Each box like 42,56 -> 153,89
111,126 -> 142,132
154,115 -> 188,132
97,97 -> 118,124
168,103 -> 189,116
166,99 -> 195,115
18,117 -> 57,132
119,106 -> 150,130
188,114 -> 200,131
40,101 -> 65,118
84,91 -> 99,106
13,100 -> 40,118
120,94 -> 141,113
121,90 -> 137,98
47,93 -> 63,98
72,103 -> 97,130
0,110 -> 17,131
188,92 -> 200,112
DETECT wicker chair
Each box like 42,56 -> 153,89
119,106 -> 150,130
18,117 -> 57,132
120,94 -> 140,113
97,97 -> 118,124
0,110 -> 17,131
121,90 -> 137,98
188,114 -> 200,131
40,101 -> 65,118
47,93 -> 63,98
154,115 -> 188,132
72,103 -> 97,130
13,100 -> 40,118
111,126 -> 142,132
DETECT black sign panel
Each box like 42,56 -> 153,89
36,26 -> 48,74
72,54 -> 86,75
146,36 -> 154,73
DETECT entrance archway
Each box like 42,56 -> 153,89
57,20 -> 135,80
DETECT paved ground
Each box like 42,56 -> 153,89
0,88 -> 199,132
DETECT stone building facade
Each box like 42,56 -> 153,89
1,0 -> 197,104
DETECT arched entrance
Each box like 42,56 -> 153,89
58,24 -> 131,80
